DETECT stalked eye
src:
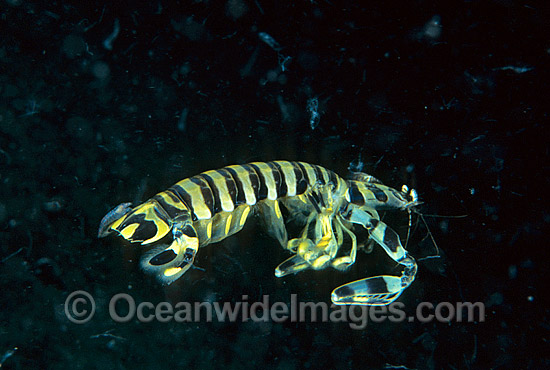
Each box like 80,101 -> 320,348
149,249 -> 178,266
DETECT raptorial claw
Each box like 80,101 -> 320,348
331,276 -> 406,306
275,254 -> 310,277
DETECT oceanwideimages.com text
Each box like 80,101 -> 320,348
65,291 -> 485,330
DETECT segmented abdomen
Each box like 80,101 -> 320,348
152,161 -> 342,222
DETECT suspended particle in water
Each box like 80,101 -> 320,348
278,54 -> 292,72
508,265 -> 517,279
307,97 -> 320,130
226,0 -> 248,20
177,107 -> 189,132
103,19 -> 120,50
423,15 -> 442,40
92,61 -> 110,80
348,154 -> 365,173
258,32 -> 282,52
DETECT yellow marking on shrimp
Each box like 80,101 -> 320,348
252,162 -> 278,200
206,221 -> 212,239
225,214 -> 233,235
312,255 -> 330,269
274,201 -> 282,219
240,206 -> 250,226
164,267 -> 182,277
120,223 -> 140,239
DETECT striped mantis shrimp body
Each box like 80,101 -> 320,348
98,161 -> 420,306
